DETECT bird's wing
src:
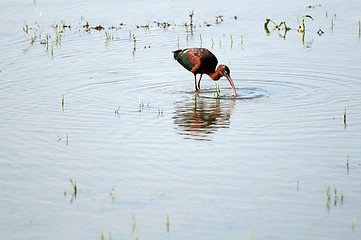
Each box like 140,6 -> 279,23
188,48 -> 218,73
173,48 -> 196,72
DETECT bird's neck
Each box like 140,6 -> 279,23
207,69 -> 222,80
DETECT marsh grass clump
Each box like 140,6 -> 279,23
105,31 -> 113,41
264,18 -> 292,38
325,185 -> 345,211
215,83 -> 221,98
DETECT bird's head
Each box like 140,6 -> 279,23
220,65 -> 231,77
219,65 -> 236,97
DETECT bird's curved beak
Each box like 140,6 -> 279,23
224,73 -> 237,97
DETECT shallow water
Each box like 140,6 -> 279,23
1,0 -> 361,239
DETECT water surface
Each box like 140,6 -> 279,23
1,0 -> 361,239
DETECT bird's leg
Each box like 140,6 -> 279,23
194,74 -> 199,91
197,74 -> 203,90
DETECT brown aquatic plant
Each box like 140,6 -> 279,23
189,9 -> 195,28
83,20 -> 90,29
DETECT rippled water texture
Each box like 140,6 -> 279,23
1,0 -> 361,239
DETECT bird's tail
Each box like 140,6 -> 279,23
172,49 -> 183,60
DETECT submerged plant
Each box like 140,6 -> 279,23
279,21 -> 291,31
70,178 -> 77,194
340,191 -> 344,202
264,18 -> 279,31
23,22 -> 35,42
132,213 -> 136,225
299,15 -> 314,33
326,186 -> 331,200
166,214 -> 170,233
111,186 -> 115,200
51,39 -> 54,56
101,228 -> 104,240
157,107 -> 163,117
105,31 -> 113,41
215,83 -> 221,98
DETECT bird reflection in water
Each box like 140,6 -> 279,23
173,96 -> 235,141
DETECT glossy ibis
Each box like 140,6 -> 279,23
173,48 -> 237,96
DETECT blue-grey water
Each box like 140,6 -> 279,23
1,0 -> 361,239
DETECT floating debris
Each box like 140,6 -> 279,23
92,24 -> 104,31
317,28 -> 324,35
203,21 -> 212,27
156,21 -> 172,28
215,15 -> 224,24
307,4 -> 321,8
61,20 -> 71,29
83,20 -> 90,29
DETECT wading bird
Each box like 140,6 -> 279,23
173,48 -> 237,96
